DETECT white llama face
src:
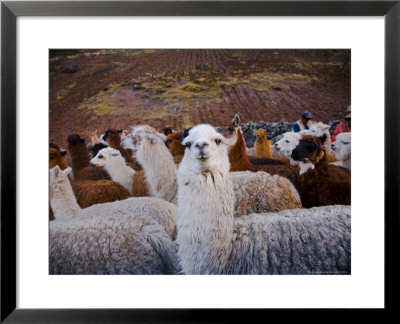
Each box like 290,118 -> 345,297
90,147 -> 121,166
122,125 -> 165,150
275,132 -> 301,155
332,132 -> 351,158
182,124 -> 226,167
306,122 -> 330,136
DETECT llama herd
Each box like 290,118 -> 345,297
49,113 -> 351,275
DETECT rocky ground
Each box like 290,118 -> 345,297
50,49 -> 350,149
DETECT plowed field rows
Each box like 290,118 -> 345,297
50,49 -> 350,149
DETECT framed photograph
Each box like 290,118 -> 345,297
1,0 -> 398,322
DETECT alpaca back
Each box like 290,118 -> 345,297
300,162 -> 351,208
82,197 -> 178,239
225,205 -> 351,274
71,180 -> 130,208
50,213 -> 180,274
231,171 -> 302,216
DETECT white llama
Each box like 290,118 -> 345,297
90,147 -> 135,195
134,133 -> 178,204
176,124 -> 351,275
331,132 -> 351,172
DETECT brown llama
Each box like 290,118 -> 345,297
102,128 -> 142,170
253,128 -> 273,158
291,134 -> 351,208
218,115 -> 285,167
165,131 -> 186,164
67,134 -> 111,181
218,114 -> 301,192
252,128 -> 290,164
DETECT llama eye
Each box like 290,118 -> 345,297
215,138 -> 222,145
50,154 -> 55,159
185,142 -> 192,148
228,127 -> 234,132
285,140 -> 289,143
98,155 -> 103,158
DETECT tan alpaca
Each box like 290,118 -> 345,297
253,128 -> 273,158
90,130 -> 99,146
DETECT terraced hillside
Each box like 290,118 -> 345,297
49,49 -> 350,148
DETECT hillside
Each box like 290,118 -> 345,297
49,49 -> 350,148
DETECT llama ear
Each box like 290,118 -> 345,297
233,114 -> 240,127
52,165 -> 60,177
163,127 -> 172,136
319,133 -> 327,144
182,128 -> 191,140
63,167 -> 72,176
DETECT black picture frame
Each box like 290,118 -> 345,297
1,1 -> 399,322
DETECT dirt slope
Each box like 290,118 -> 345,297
50,49 -> 350,149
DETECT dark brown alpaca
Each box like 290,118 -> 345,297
291,134 -> 351,208
102,128 -> 142,170
67,134 -> 111,181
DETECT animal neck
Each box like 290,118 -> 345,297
136,141 -> 178,204
108,136 -> 133,163
228,128 -> 252,171
255,136 -> 272,158
49,174 -> 81,220
171,142 -> 185,156
69,145 -> 90,171
104,159 -> 135,195
177,156 -> 234,274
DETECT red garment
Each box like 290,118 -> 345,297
331,122 -> 351,142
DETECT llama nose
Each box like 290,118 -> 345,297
291,149 -> 299,160
195,141 -> 209,149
